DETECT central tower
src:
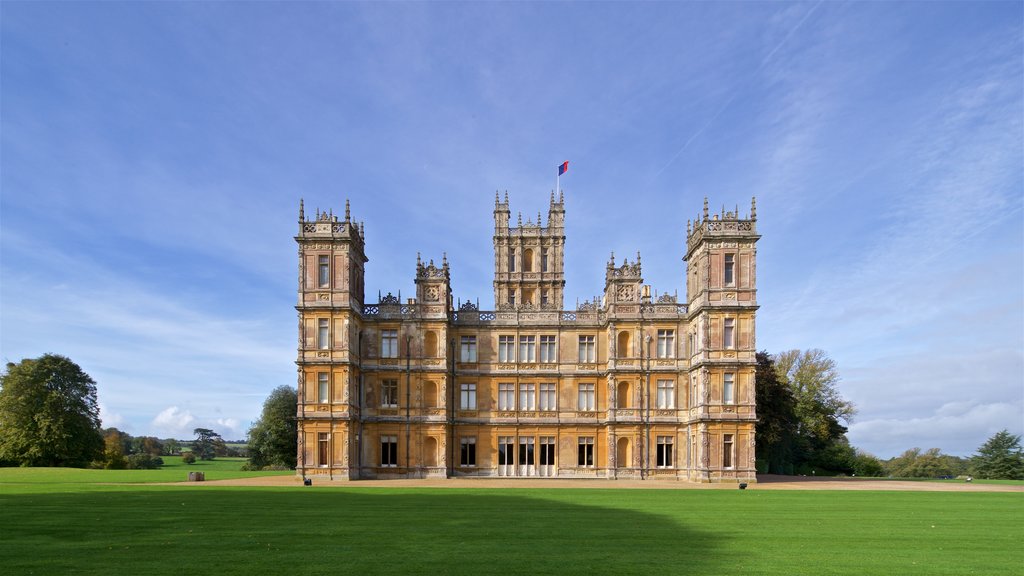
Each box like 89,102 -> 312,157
492,192 -> 566,310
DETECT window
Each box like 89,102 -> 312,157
540,335 -> 557,362
318,432 -> 329,467
541,250 -> 549,272
657,436 -> 674,468
498,335 -> 515,362
318,255 -> 330,287
381,329 -> 398,358
460,383 -> 477,410
460,437 -> 476,467
498,436 -> 514,466
724,373 -> 735,405
723,319 -> 734,349
578,335 -> 595,362
723,434 -> 734,468
523,249 -> 534,272
381,379 -> 398,407
519,383 -> 536,411
318,373 -> 329,403
317,319 -> 330,350
577,437 -> 594,467
541,290 -> 549,306
578,383 -> 595,411
540,437 -> 556,466
724,254 -> 735,285
498,383 -> 515,410
509,293 -> 515,307
460,336 -> 477,362
657,329 -> 675,359
656,380 -> 675,409
509,249 -> 516,272
519,336 -> 536,363
519,437 -> 535,466
688,333 -> 695,357
691,376 -> 699,407
381,435 -> 398,467
539,383 -> 556,411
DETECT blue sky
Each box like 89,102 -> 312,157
2,1 -> 1021,457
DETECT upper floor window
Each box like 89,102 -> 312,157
519,336 -> 536,363
657,329 -> 675,359
317,319 -> 330,350
498,335 -> 515,362
381,329 -> 399,358
460,383 -> 477,410
509,293 -> 516,307
541,250 -> 549,272
318,255 -> 330,287
578,383 -> 596,411
541,290 -> 549,306
509,249 -> 516,272
381,379 -> 398,407
539,335 -> 557,362
578,335 -> 596,362
318,373 -> 329,403
460,336 -> 477,362
523,249 -> 534,272
656,380 -> 675,409
724,254 -> 735,285
498,383 -> 515,410
540,383 -> 556,411
723,319 -> 735,349
723,373 -> 735,405
519,383 -> 536,411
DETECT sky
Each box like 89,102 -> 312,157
1,1 -> 1021,457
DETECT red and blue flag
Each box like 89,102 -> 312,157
558,161 -> 569,176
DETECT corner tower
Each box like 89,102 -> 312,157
492,192 -> 566,310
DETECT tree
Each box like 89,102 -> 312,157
162,438 -> 181,456
754,351 -> 798,474
971,430 -> 1024,480
191,428 -> 222,461
246,386 -> 298,470
884,447 -> 965,478
0,354 -> 104,467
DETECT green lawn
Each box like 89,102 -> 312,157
0,457 -> 292,485
1,470 -> 1021,575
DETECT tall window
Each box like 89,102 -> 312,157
539,335 -> 557,362
723,373 -> 735,405
509,249 -> 516,272
519,336 -> 536,363
657,436 -> 674,468
519,383 -> 536,411
381,379 -> 398,407
541,250 -> 549,272
509,293 -> 515,307
381,329 -> 398,358
724,253 -> 735,285
723,434 -> 734,469
577,437 -> 594,467
519,437 -> 535,466
657,329 -> 675,358
318,432 -> 329,467
498,436 -> 514,466
318,373 -> 329,403
723,319 -> 735,349
578,335 -> 596,362
498,383 -> 515,410
460,383 -> 477,410
691,376 -> 699,407
540,437 -> 556,466
460,437 -> 476,467
381,435 -> 398,467
539,383 -> 557,411
541,290 -> 549,306
318,255 -> 330,287
578,383 -> 595,411
656,380 -> 675,409
498,335 -> 515,362
460,336 -> 477,362
318,319 -> 330,350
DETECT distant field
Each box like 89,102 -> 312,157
0,457 -> 292,485
1,469 -> 1021,575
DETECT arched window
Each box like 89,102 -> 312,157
523,248 -> 534,272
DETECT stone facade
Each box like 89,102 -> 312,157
295,194 -> 759,482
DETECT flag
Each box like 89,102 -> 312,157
558,161 -> 569,176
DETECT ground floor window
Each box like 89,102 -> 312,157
519,437 -> 535,466
657,436 -> 673,468
577,437 -> 594,467
540,437 -> 556,466
498,436 -> 514,465
723,434 -> 734,469
460,437 -> 476,467
318,432 -> 329,467
381,435 -> 398,467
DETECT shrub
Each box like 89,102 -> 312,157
181,452 -> 196,464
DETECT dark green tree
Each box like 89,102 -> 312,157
191,427 -> 222,461
971,430 -> 1024,480
0,354 -> 104,467
246,386 -> 298,470
754,351 -> 798,474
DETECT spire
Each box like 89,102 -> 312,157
687,219 -> 691,235
609,251 -> 616,267
504,191 -> 509,204
345,199 -> 351,222
550,190 -> 555,204
751,196 -> 757,221
636,251 -> 642,267
559,190 -> 564,203
299,198 -> 305,221
703,197 -> 709,220
442,252 -> 449,270
537,211 -> 542,227
518,212 -> 522,226
495,190 -> 500,205
417,252 -> 422,267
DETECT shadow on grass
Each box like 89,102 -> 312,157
0,488 -> 723,575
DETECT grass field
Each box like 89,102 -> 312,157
1,468 -> 1021,575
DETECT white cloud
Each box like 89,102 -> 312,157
98,402 -> 125,431
151,406 -> 197,438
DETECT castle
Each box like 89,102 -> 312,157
295,193 -> 759,482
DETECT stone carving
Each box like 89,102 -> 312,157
425,286 -> 439,302
616,285 -> 635,301
656,293 -> 677,303
380,292 -> 400,305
